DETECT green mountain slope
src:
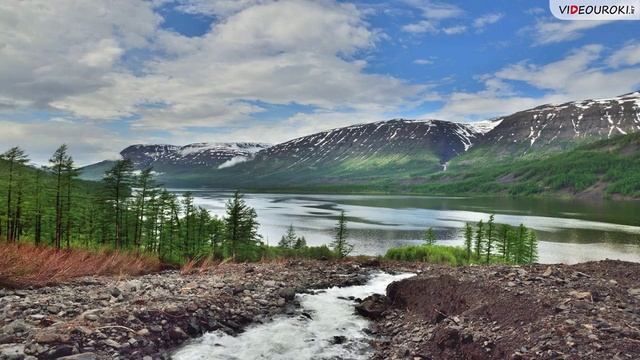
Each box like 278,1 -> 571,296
406,133 -> 640,198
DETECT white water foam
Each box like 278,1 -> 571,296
173,272 -> 414,360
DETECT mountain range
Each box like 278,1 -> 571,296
80,91 -> 640,198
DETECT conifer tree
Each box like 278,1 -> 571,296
423,227 -> 437,246
102,159 -> 134,248
1,147 -> 29,242
49,145 -> 70,249
279,225 -> 297,249
474,219 -> 484,259
294,235 -> 307,249
485,215 -> 496,263
525,229 -> 539,264
497,224 -> 511,261
464,223 -> 473,260
223,191 -> 260,261
331,210 -> 353,258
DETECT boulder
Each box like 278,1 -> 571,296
355,294 -> 391,319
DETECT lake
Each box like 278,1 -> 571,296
176,190 -> 640,264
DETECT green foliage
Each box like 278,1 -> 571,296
385,245 -> 469,266
386,215 -> 539,266
423,227 -> 437,246
222,191 -> 262,261
330,210 -> 353,258
263,245 -> 336,260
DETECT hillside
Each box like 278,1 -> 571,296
78,92 -> 640,198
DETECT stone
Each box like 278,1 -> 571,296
102,339 -> 121,349
46,345 -> 74,358
278,288 -> 296,301
169,327 -> 188,340
569,290 -> 592,300
136,328 -> 150,337
627,288 -> 640,296
58,353 -> 98,360
34,331 -> 70,344
355,294 -> 391,319
0,343 -> 25,359
331,335 -> 347,344
542,267 -> 553,277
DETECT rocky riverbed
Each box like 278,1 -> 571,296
2,259 -> 640,360
0,261 -> 372,359
366,260 -> 640,360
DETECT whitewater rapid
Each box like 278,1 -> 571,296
173,272 -> 413,360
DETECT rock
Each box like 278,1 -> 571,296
263,280 -> 276,287
108,287 -> 121,298
542,267 -> 553,277
169,327 -> 188,341
136,328 -> 150,337
569,290 -> 592,300
507,281 -> 517,287
331,335 -> 347,344
355,294 -> 391,319
2,320 -> 32,335
278,288 -> 296,301
58,353 -> 98,360
627,288 -> 640,296
84,314 -> 99,321
34,331 -> 70,344
0,343 -> 25,359
45,345 -> 74,358
102,339 -> 121,349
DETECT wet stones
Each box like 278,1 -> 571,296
355,294 -> 391,319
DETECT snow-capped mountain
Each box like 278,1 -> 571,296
253,119 -> 483,167
476,91 -> 640,153
121,142 -> 271,169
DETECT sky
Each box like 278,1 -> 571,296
0,0 -> 639,165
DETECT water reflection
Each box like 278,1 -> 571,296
175,190 -> 640,264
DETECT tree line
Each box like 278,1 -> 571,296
0,146 -> 356,263
461,215 -> 538,264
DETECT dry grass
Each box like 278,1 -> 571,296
0,242 -> 162,288
180,257 -> 221,275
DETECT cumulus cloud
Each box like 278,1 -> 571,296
0,0 -> 421,134
607,41 -> 640,68
473,13 -> 503,30
401,0 -> 465,35
423,44 -> 640,121
529,19 -> 612,45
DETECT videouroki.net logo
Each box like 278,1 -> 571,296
550,0 -> 640,20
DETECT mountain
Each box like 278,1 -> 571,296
414,132 -> 640,199
80,142 -> 271,181
79,91 -> 640,198
212,119 -> 484,187
470,91 -> 640,157
121,142 -> 271,169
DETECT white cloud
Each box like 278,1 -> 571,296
402,0 -> 465,35
607,42 -> 640,68
0,120 -> 137,165
423,44 -> 640,121
529,19 -> 611,45
414,58 -> 434,65
473,13 -> 503,29
442,25 -> 467,35
0,0 -> 422,133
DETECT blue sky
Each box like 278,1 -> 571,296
0,0 -> 639,164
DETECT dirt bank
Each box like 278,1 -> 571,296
369,260 -> 640,360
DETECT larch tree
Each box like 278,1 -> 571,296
49,145 -> 70,249
464,223 -> 473,260
423,227 -> 437,246
102,159 -> 134,249
331,210 -> 353,258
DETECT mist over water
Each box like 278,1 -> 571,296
176,190 -> 640,264
174,272 -> 414,360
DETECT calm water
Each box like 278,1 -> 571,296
176,190 -> 640,264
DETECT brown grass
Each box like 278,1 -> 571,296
0,242 -> 162,288
180,257 -> 221,275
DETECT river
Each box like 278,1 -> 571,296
176,190 -> 640,264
